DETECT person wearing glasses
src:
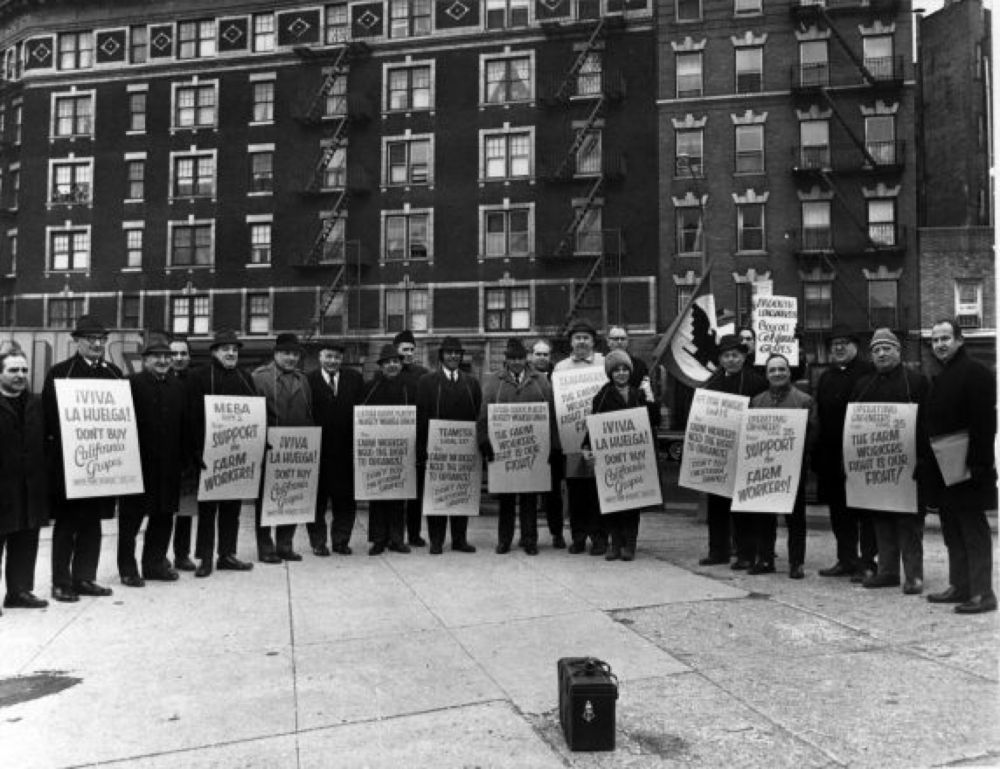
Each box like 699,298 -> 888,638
42,316 -> 124,603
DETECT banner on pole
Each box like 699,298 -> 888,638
586,407 -> 662,514
198,396 -> 268,501
753,295 -> 799,367
678,390 -> 749,498
353,405 -> 417,500
731,408 -> 808,513
487,402 -> 551,494
422,419 -> 481,516
55,379 -> 144,499
843,402 -> 918,513
260,427 -> 322,525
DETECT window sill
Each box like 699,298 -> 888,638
735,249 -> 768,257
247,191 -> 273,197
125,130 -> 146,136
169,127 -> 218,135
675,252 -> 704,258
124,198 -> 145,204
245,262 -> 271,269
120,267 -> 143,273
49,134 -> 93,142
165,265 -> 214,272
169,196 -> 217,204
248,121 -> 274,127
47,201 -> 93,210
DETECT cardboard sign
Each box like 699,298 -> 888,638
586,407 -> 662,514
260,427 -> 322,525
678,390 -> 749,498
753,295 -> 799,367
731,408 -> 808,513
552,366 -> 607,454
55,379 -> 144,499
422,419 -> 481,516
198,396 -> 268,501
353,405 -> 417,500
487,402 -> 551,494
843,402 -> 918,513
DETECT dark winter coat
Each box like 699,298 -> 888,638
361,371 -> 417,408
701,364 -> 768,399
308,366 -> 365,497
187,358 -> 259,459
590,382 -> 661,429
0,392 -> 49,534
812,356 -> 875,490
416,368 -> 483,464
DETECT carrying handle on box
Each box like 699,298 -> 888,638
583,658 -> 620,699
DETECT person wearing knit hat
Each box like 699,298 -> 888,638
849,327 -> 929,595
604,349 -> 633,378
478,337 -> 556,556
394,331 -> 429,546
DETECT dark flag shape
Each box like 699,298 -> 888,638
651,264 -> 720,389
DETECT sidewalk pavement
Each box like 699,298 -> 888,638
1,506 -> 997,769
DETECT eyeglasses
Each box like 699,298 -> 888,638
739,335 -> 754,341
608,337 -> 628,342
82,336 -> 108,344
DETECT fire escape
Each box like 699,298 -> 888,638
540,16 -> 627,336
294,42 -> 372,341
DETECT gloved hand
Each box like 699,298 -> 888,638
479,441 -> 495,463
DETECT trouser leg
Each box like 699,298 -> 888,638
51,516 -> 76,588
825,480 -> 859,567
71,512 -> 103,583
938,504 -> 967,592
731,512 -> 756,562
330,496 -> 357,548
497,495 -> 516,546
546,454 -> 564,537
406,472 -> 425,542
623,511 -> 640,550
427,515 -> 447,546
217,501 -> 242,557
450,515 -> 469,546
706,494 -> 731,560
5,528 -> 40,594
117,505 -> 143,578
758,514 -> 778,562
195,502 -> 218,561
307,492 -> 331,548
566,478 -> 592,546
275,524 -> 296,552
786,490 -> 807,567
519,493 -> 538,548
387,503 -> 406,547
873,514 -> 900,577
898,513 -> 924,582
859,512 -> 878,570
173,515 -> 192,560
956,504 -> 995,598
368,501 -> 387,545
142,515 -> 175,572
254,503 -> 275,557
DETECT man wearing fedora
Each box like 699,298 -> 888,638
416,337 -> 482,554
307,339 -> 364,556
394,329 -> 429,547
42,315 -> 124,602
697,333 -> 767,569
813,324 -> 877,579
252,333 -> 313,564
168,333 -> 198,572
478,337 -> 558,555
118,338 -> 190,587
187,329 -> 257,577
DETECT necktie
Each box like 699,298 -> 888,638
330,374 -> 338,397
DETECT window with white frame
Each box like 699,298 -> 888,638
482,206 -> 531,258
128,91 -> 146,132
247,293 -> 271,334
735,47 -> 762,93
737,202 -> 764,251
576,130 -> 601,175
58,32 -> 93,70
576,206 -> 602,253
735,124 -> 764,174
799,119 -> 829,169
50,159 -> 92,205
676,207 -> 704,254
325,76 -> 347,117
485,287 -> 530,331
803,282 -> 832,330
385,137 -> 431,186
130,25 -> 147,63
799,40 -> 828,87
49,297 -> 86,328
170,222 -> 213,266
171,295 -> 210,335
49,227 -> 90,271
676,52 -> 703,97
676,284 -> 696,316
253,14 -> 275,52
483,130 -> 531,180
178,19 -> 216,59
172,152 -> 215,198
325,3 -> 349,44
863,35 -> 893,80
249,222 -> 272,264
12,103 -> 21,144
52,93 -> 93,137
173,83 -> 217,128
5,231 -> 15,275
390,0 -> 432,38
385,288 -> 428,332
126,159 -> 145,201
384,211 -> 430,260
801,200 -> 831,250
386,65 -> 432,111
865,115 -> 895,165
676,0 -> 701,22
675,129 -> 703,177
124,227 -> 143,268
322,217 -> 346,262
322,146 -> 346,189
122,294 -> 141,328
867,199 -> 896,246
484,55 -> 532,105
486,0 -> 529,29
252,81 -> 274,123
736,282 -> 753,327
249,150 -> 274,193
867,279 -> 897,328
8,167 -> 18,208
576,52 -> 602,96
955,281 -> 983,328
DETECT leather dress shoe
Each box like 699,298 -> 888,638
495,543 -> 511,554
699,554 -> 729,566
195,560 -> 213,578
551,534 -> 566,549
74,580 -> 113,597
52,585 -> 79,603
567,541 -> 587,554
4,591 -> 48,609
862,573 -> 900,589
748,561 -> 775,575
789,564 -> 805,580
174,556 -> 197,572
955,594 -> 998,614
524,544 -> 539,556
452,542 -> 476,553
621,547 -> 635,562
731,559 -> 752,571
369,543 -> 386,556
217,555 -> 253,571
851,569 -> 875,584
927,586 -> 970,604
312,544 -> 332,557
277,550 -> 302,562
818,562 -> 854,577
429,542 -> 443,555
144,566 -> 179,582
605,546 -> 621,562
259,552 -> 283,564
121,575 -> 145,588
589,542 -> 607,557
903,578 -> 923,595
388,541 -> 411,553
409,536 -> 427,547
331,543 -> 352,555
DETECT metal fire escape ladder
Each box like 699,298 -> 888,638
554,18 -> 608,103
304,192 -> 349,266
307,123 -> 350,192
554,97 -> 606,179
303,46 -> 351,124
818,90 -> 880,169
307,264 -> 349,340
817,8 -> 878,86
818,169 -> 880,251
557,176 -> 607,334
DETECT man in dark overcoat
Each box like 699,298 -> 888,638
395,329 -> 429,547
416,336 -> 482,554
42,315 -> 123,602
306,339 -> 364,556
0,348 -> 50,611
169,334 -> 197,572
923,319 -> 997,614
117,339 -> 190,587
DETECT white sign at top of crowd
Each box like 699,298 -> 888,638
752,294 -> 799,367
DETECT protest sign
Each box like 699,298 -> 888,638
753,295 -> 799,367
198,396 -> 267,501
731,408 -> 808,513
422,419 -> 481,516
586,407 -> 662,514
353,405 -> 417,500
55,379 -> 143,499
843,402 -> 918,513
678,389 -> 749,497
260,427 -> 322,526
552,365 -> 607,477
487,402 -> 551,494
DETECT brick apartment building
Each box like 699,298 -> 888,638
0,0 -> 658,375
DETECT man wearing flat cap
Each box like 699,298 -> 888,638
394,329 -> 429,546
252,333 -> 313,564
42,315 -> 124,602
478,338 -> 558,555
416,337 -> 483,554
307,339 -> 364,556
697,333 -> 767,569
813,324 -> 876,579
118,338 -> 191,587
187,328 -> 258,577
